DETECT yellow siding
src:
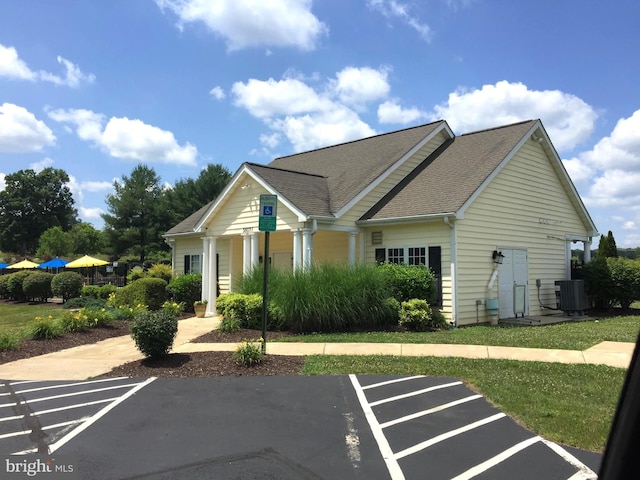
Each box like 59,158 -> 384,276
455,140 -> 590,325
362,221 -> 453,320
216,238 -> 231,294
204,174 -> 304,236
172,237 -> 202,275
336,133 -> 448,227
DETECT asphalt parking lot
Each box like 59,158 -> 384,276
1,376 -> 601,479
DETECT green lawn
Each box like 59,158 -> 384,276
303,355 -> 624,452
279,315 -> 640,350
0,302 -> 64,334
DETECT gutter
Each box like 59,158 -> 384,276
444,215 -> 458,327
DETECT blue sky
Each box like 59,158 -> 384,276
1,0 -> 639,248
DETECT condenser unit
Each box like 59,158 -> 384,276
554,279 -> 588,316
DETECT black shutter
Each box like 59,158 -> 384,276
184,255 -> 190,274
375,248 -> 386,264
429,246 -> 442,307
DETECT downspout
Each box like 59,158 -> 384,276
444,216 -> 457,326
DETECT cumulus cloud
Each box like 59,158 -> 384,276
47,108 -> 197,165
0,173 -> 5,191
79,206 -> 105,221
209,86 -> 226,100
367,0 -> 432,41
29,157 -> 54,173
428,81 -> 598,152
156,0 -> 327,51
0,103 -> 56,153
378,100 -> 426,124
232,66 -> 389,151
0,44 -> 94,87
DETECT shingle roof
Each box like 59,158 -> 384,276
268,121 -> 446,212
247,164 -> 333,217
164,201 -> 212,235
360,120 -> 538,220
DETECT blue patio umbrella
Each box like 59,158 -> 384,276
37,257 -> 68,270
0,262 -> 7,269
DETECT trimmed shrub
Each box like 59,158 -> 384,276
6,271 -> 34,301
112,278 -> 168,311
63,296 -> 107,310
82,284 -> 118,300
583,258 -> 615,309
0,275 -> 10,299
127,266 -> 146,283
147,263 -> 173,284
51,271 -> 84,302
399,299 -> 433,331
378,263 -> 437,303
22,272 -> 53,302
130,310 -> 178,358
216,292 -> 285,330
219,315 -> 241,333
607,257 -> 640,309
167,274 -> 202,313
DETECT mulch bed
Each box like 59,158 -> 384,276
190,328 -> 297,343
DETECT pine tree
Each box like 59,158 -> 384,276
597,230 -> 618,259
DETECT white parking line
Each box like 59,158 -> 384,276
0,377 -> 130,396
0,398 -> 118,423
349,374 -> 405,480
0,382 -> 143,408
361,376 -> 426,390
0,418 -> 87,440
380,394 -> 482,429
369,381 -> 462,407
541,439 -> 597,480
394,413 -> 507,460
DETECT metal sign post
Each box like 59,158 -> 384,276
259,195 -> 277,354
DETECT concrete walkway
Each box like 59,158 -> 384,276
0,317 -> 635,380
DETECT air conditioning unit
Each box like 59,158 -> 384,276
554,280 -> 588,316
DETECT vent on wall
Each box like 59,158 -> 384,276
371,231 -> 383,245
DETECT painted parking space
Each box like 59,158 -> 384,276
351,374 -> 598,480
0,377 -> 154,455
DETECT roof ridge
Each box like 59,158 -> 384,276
246,162 -> 327,179
272,120 -> 446,160
460,119 -> 538,137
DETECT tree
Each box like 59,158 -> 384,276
164,164 -> 232,226
598,230 -> 619,259
102,165 -> 169,263
36,226 -> 73,258
0,168 -> 77,254
70,222 -> 104,255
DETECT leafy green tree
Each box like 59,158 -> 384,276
598,230 -> 619,259
0,168 -> 77,254
102,165 -> 169,263
36,226 -> 73,258
164,164 -> 232,226
70,222 -> 104,254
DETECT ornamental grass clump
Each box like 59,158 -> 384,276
0,331 -> 19,351
130,310 -> 178,359
29,315 -> 62,340
233,339 -> 264,367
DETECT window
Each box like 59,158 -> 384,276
384,246 -> 426,265
387,247 -> 404,264
408,247 -> 426,266
184,254 -> 202,275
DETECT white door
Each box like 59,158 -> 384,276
498,249 -> 529,318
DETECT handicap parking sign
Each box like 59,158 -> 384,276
259,194 -> 277,232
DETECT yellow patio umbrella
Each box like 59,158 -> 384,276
7,259 -> 40,269
65,255 -> 108,268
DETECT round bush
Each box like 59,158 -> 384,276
6,271 -> 34,301
113,277 -> 168,310
167,274 -> 202,313
399,299 -> 433,331
63,296 -> 107,310
22,272 -> 53,302
0,275 -> 10,299
130,310 -> 178,358
51,271 -> 84,302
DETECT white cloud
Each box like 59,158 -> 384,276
259,132 -> 281,148
0,103 -> 56,153
0,44 -> 35,80
156,0 -> 327,51
29,157 -> 54,172
378,100 -> 426,124
622,221 -> 637,231
0,173 -> 5,191
209,86 -> 226,100
367,0 -> 432,41
428,81 -> 598,152
232,67 -> 385,152
79,206 -> 105,221
47,108 -> 197,165
0,44 -> 94,87
332,66 -> 390,109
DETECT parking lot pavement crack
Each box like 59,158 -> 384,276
2,380 -> 50,454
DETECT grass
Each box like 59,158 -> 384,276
280,315 -> 640,350
0,302 -> 64,333
303,355 -> 625,452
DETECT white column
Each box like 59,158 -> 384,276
251,232 -> 260,269
292,230 -> 302,271
302,229 -> 313,268
201,237 -> 209,303
584,239 -> 592,263
207,236 -> 217,315
348,232 -> 357,265
243,232 -> 251,275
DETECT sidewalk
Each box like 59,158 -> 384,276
0,316 -> 635,380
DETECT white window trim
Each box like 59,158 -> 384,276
382,245 -> 428,265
